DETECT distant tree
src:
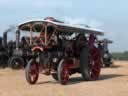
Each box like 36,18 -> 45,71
112,51 -> 128,60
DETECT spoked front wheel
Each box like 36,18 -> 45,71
57,59 -> 69,85
25,59 -> 39,84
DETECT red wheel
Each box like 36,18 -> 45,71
80,46 -> 101,81
58,59 -> 69,85
89,47 -> 101,80
25,59 -> 39,84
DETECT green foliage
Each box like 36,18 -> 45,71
112,51 -> 128,60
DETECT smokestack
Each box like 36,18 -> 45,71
3,32 -> 7,48
16,30 -> 20,49
2,25 -> 16,48
0,37 -> 2,46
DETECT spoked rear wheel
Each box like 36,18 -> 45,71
80,46 -> 101,81
25,59 -> 39,84
89,47 -> 101,80
58,59 -> 69,85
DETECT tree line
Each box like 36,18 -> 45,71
112,51 -> 128,60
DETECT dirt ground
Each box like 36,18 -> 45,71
0,61 -> 128,96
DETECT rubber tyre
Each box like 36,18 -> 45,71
52,74 -> 58,81
25,59 -> 39,84
105,63 -> 111,67
104,58 -> 112,67
80,46 -> 90,81
8,56 -> 24,69
57,59 -> 69,85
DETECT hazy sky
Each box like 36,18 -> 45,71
0,0 -> 127,52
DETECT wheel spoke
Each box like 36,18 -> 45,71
25,59 -> 39,84
89,48 -> 101,80
58,60 -> 69,85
